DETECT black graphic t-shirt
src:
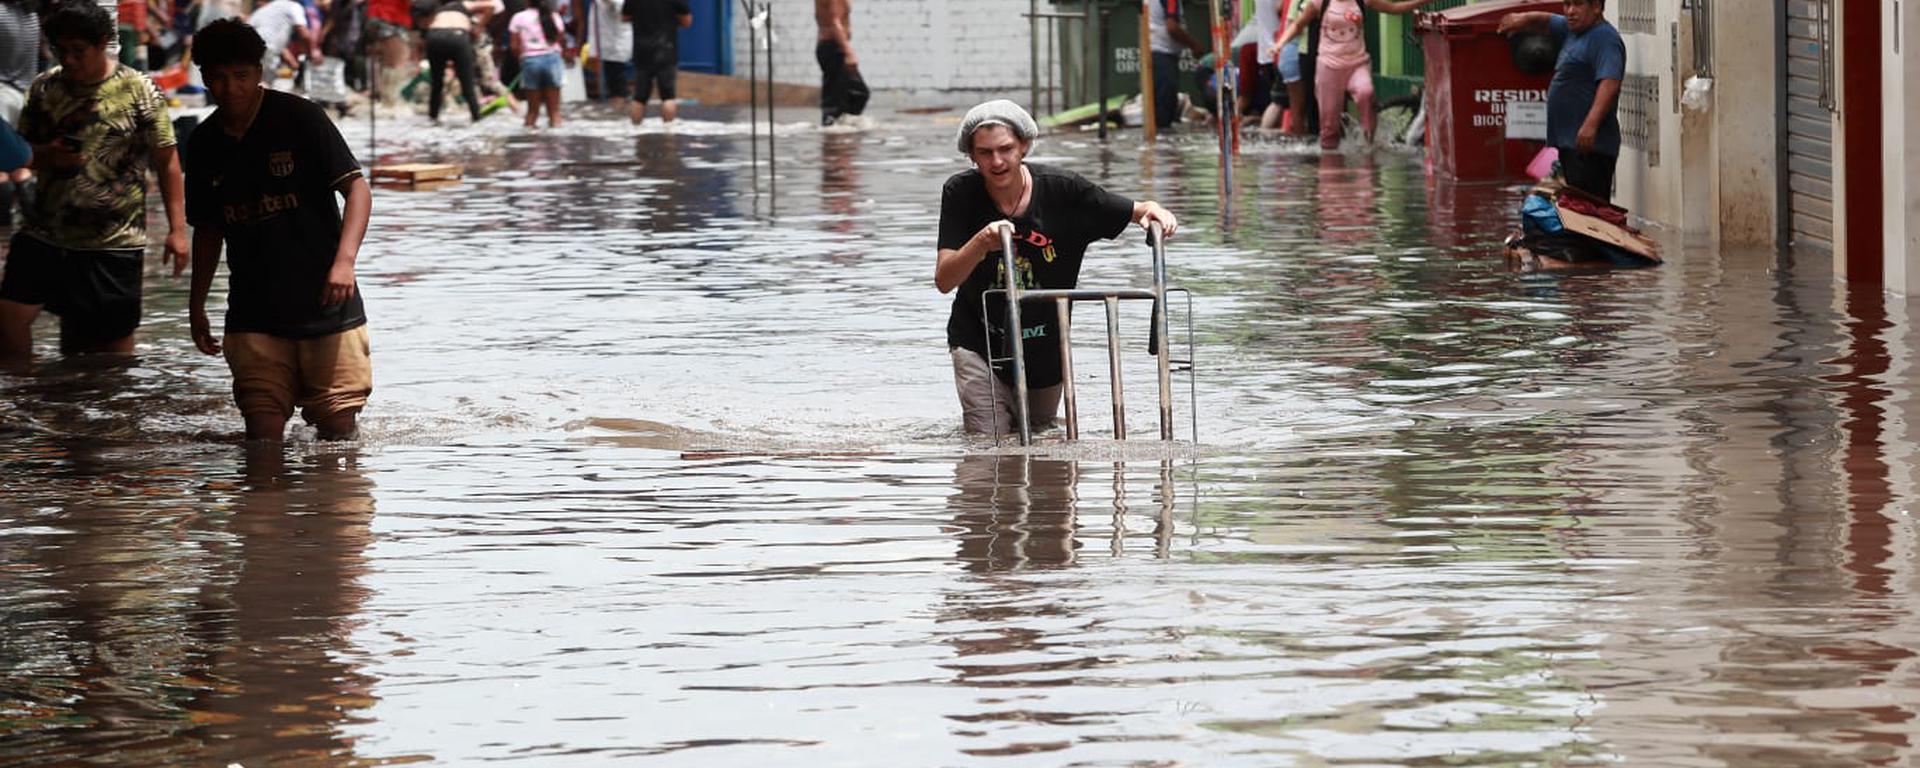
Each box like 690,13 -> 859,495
940,163 -> 1135,389
622,0 -> 688,53
185,89 -> 367,339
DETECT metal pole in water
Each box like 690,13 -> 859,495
593,0 -> 605,104
367,33 -> 376,167
745,0 -> 757,193
1082,5 -> 1094,124
1210,0 -> 1224,158
1209,0 -> 1232,200
766,4 -> 776,207
1105,295 -> 1126,440
1228,0 -> 1241,156
1150,222 -> 1174,440
1046,16 -> 1056,116
1097,8 -> 1109,141
1000,227 -> 1032,446
1138,0 -> 1155,142
1056,297 -> 1077,440
1029,0 -> 1039,113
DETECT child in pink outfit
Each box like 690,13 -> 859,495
1275,0 -> 1441,149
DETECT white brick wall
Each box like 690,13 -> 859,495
732,0 -> 1065,99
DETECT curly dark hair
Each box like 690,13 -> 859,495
192,17 -> 269,72
43,0 -> 114,46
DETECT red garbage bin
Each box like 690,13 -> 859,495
1415,0 -> 1563,181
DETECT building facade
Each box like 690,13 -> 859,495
1570,0 -> 1920,295
727,1 -> 1919,294
729,0 -> 1065,101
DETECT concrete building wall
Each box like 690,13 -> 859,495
731,0 -> 1055,101
1832,0 -> 1858,282
1883,0 -> 1920,294
1611,6 -> 1681,234
1636,0 -> 1779,249
1706,1 -> 1778,247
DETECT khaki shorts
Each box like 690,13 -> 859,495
951,346 -> 1060,435
223,326 -> 373,424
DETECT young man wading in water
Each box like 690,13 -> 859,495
1,0 -> 186,359
185,19 -> 374,442
935,100 -> 1180,435
1499,0 -> 1624,202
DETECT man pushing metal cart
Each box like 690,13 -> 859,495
981,223 -> 1197,446
935,100 -> 1191,445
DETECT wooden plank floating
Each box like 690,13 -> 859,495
679,449 -> 890,461
371,163 -> 463,189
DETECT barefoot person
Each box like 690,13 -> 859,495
1274,0 -> 1441,149
1,0 -> 186,359
935,100 -> 1180,435
184,18 -> 374,441
621,0 -> 689,123
509,0 -> 566,128
814,0 -> 867,127
423,0 -> 498,125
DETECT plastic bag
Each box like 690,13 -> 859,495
1681,76 -> 1712,112
1520,193 -> 1564,236
306,59 -> 350,104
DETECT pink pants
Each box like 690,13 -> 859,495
1315,60 -> 1375,150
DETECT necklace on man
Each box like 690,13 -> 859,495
1001,165 -> 1032,217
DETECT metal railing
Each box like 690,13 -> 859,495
1026,6 -> 1097,121
981,222 -> 1197,446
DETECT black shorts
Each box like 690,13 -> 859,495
633,47 -> 677,102
0,232 -> 144,346
1266,63 -> 1289,105
599,59 -> 632,99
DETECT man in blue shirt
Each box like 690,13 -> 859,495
1499,0 -> 1625,201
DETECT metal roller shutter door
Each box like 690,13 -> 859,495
1783,0 -> 1834,252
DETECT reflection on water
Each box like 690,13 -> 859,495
1,443 -> 380,765
4,107 -> 1920,765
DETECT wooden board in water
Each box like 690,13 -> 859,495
371,163 -> 463,183
679,449 -> 889,461
373,177 -> 461,192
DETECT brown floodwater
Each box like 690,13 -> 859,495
3,102 -> 1919,766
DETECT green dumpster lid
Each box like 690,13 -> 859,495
1414,0 -> 1565,34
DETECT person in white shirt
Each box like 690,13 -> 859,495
247,0 -> 318,84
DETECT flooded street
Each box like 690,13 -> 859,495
5,104 -> 1920,766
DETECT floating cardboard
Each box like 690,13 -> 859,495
1554,201 -> 1662,263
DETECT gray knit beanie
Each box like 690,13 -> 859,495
956,100 -> 1039,154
